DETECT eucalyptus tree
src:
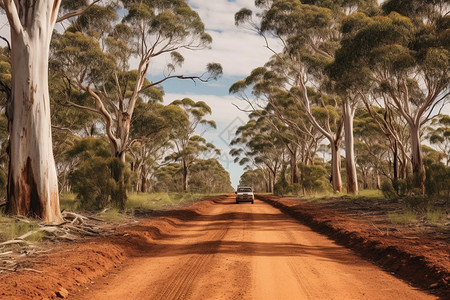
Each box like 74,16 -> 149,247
164,98 -> 219,192
230,112 -> 285,193
230,63 -> 325,185
189,159 -> 233,193
0,0 -> 102,222
235,0 -> 377,193
239,169 -> 267,192
354,108 -> 393,188
335,2 -> 450,193
129,101 -> 183,192
52,1 -> 222,164
49,75 -> 102,192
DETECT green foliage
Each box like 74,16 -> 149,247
299,163 -> 330,193
59,193 -> 78,211
69,157 -> 124,210
424,158 -> 450,197
67,138 -> 131,210
274,174 -> 290,196
426,114 -> 450,166
392,178 -> 408,197
155,159 -> 232,194
166,99 -> 219,192
189,159 -> 234,193
239,169 -> 267,192
381,181 -> 398,202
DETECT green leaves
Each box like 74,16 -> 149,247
235,8 -> 253,26
74,5 -> 118,37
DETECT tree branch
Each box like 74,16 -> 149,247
0,36 -> 11,51
56,0 -> 100,23
51,125 -> 76,135
1,0 -> 23,36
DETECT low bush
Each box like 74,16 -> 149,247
69,157 -> 130,210
381,181 -> 398,202
299,163 -> 330,194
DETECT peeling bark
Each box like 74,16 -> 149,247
343,102 -> 358,194
5,0 -> 63,223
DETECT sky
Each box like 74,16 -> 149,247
151,0 -> 280,188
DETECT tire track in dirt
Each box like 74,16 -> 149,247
155,223 -> 230,300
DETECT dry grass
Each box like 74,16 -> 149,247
0,213 -> 45,243
387,210 -> 418,224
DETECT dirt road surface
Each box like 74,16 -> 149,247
70,195 -> 436,300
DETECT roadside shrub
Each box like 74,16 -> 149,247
274,174 -> 290,196
424,160 -> 450,197
66,137 -> 131,210
299,163 -> 330,194
290,183 -> 302,195
69,157 -> 130,210
381,181 -> 398,202
69,157 -> 113,210
392,178 -> 408,197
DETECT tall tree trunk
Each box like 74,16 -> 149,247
331,142 -> 343,193
393,140 -> 398,180
267,171 -> 274,193
410,123 -> 425,194
6,1 -> 63,223
376,170 -> 381,189
343,102 -> 358,194
182,160 -> 189,192
399,145 -> 408,179
141,174 -> 147,193
290,149 -> 299,184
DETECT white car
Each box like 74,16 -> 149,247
235,186 -> 254,204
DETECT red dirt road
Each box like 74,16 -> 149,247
70,195 -> 436,300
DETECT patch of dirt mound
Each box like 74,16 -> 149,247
257,194 -> 450,298
0,241 -> 125,299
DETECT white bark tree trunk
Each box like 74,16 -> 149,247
343,102 -> 358,194
4,0 -> 63,223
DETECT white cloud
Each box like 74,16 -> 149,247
149,0 -> 282,77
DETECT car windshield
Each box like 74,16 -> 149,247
238,188 -> 252,192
